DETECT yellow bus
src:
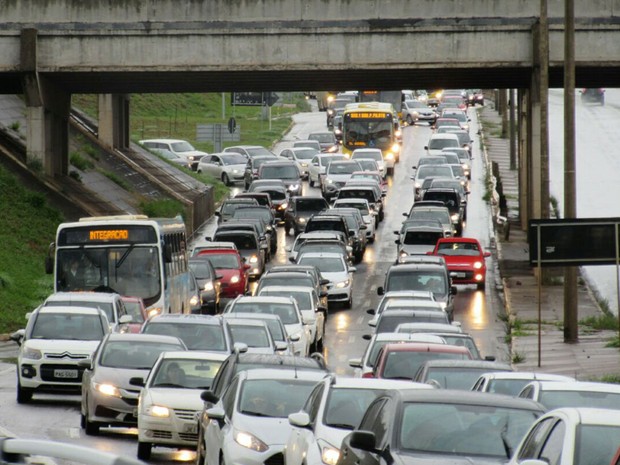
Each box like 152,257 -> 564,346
340,102 -> 401,165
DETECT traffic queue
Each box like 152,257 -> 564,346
9,89 -> 620,465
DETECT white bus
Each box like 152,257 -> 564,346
46,215 -> 192,316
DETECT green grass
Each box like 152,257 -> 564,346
0,166 -> 63,333
99,169 -> 133,192
139,198 -> 187,219
69,151 -> 95,171
580,313 -> 619,331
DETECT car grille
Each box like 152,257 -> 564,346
174,408 -> 199,421
179,432 -> 198,442
152,430 -> 173,439
328,293 -> 348,300
265,453 -> 284,465
46,352 -> 90,360
40,364 -> 86,382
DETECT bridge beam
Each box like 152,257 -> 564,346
21,28 -> 70,177
98,94 -> 130,150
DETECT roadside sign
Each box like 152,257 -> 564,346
231,92 -> 279,107
227,117 -> 236,134
196,123 -> 240,151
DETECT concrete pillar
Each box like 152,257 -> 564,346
98,94 -> 130,150
518,89 -> 529,231
528,74 -> 542,222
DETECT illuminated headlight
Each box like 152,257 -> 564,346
148,307 -> 163,318
301,163 -> 308,168
462,164 -> 470,171
327,96 -> 335,103
412,111 -> 419,117
335,279 -> 350,289
297,217 -> 306,224
94,382 -> 121,398
288,184 -> 300,191
327,109 -> 335,116
204,281 -> 214,292
190,295 -> 200,306
395,129 -> 402,138
463,144 -> 470,149
473,261 -> 483,269
391,143 -> 400,153
326,178 -> 334,184
145,404 -> 170,418
384,152 -> 395,161
400,251 -> 408,257
334,128 -> 342,135
279,203 -> 288,210
439,302 -> 447,310
475,273 -> 484,281
327,145 -> 338,153
231,274 -> 241,284
22,347 -> 42,360
451,213 -> 460,222
187,156 -> 196,161
460,180 -> 466,186
321,445 -> 341,465
414,182 -> 421,189
249,255 -> 258,264
234,428 -> 268,452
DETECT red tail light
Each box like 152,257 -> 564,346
362,372 -> 375,379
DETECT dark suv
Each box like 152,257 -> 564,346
257,160 -> 302,196
421,187 -> 464,236
284,196 -> 330,236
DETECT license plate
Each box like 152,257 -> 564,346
454,272 -> 466,278
183,423 -> 198,434
54,369 -> 78,379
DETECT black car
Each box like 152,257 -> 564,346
243,155 -> 278,190
257,160 -> 302,196
215,198 -> 259,224
231,205 -> 278,254
320,208 -> 367,263
188,257 -> 222,314
213,219 -> 273,261
337,390 -> 544,465
421,187 -> 465,236
250,185 -> 289,222
284,196 -> 330,236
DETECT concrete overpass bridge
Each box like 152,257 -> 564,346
1,0 -> 620,222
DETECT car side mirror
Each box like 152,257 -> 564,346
395,240 -> 401,245
205,406 -> 226,426
9,329 -> 25,347
348,431 -> 377,452
362,334 -> 372,341
366,309 -> 376,315
288,411 -> 311,429
377,286 -> 384,295
451,285 -> 458,295
201,390 -> 219,404
275,341 -> 288,352
349,358 -> 363,368
129,377 -> 145,387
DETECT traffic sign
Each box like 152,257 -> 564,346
263,92 -> 279,107
231,92 -> 263,106
227,117 -> 236,134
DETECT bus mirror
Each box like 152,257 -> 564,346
338,122 -> 342,131
164,244 -> 173,263
45,256 -> 54,274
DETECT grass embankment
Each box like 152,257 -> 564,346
0,93 -> 309,333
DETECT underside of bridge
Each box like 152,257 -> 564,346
1,66 -> 619,95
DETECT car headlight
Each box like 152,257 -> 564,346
473,261 -> 483,269
249,255 -> 258,264
204,281 -> 214,292
326,178 -> 334,184
391,143 -> 400,153
190,295 -> 200,306
414,182 -> 421,189
327,145 -> 338,153
327,109 -> 334,116
230,274 -> 241,284
187,156 -> 196,161
94,382 -> 121,398
279,202 -> 288,210
288,184 -> 300,191
451,213 -> 460,222
384,152 -> 395,161
301,163 -> 308,167
297,217 -> 306,224
334,128 -> 342,135
335,279 -> 350,289
321,445 -> 341,465
400,251 -> 408,257
232,169 -> 239,174
22,347 -> 42,360
234,428 -> 269,452
145,404 -> 170,418
148,307 -> 163,318
395,129 -> 402,138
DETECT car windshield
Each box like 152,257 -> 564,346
170,141 -> 196,152
261,165 -> 299,179
246,147 -> 275,157
382,351 -> 468,379
31,313 -> 104,340
406,101 -> 428,109
253,157 -> 276,169
231,302 -> 300,325
216,234 -> 257,250
151,358 -> 223,389
188,261 -> 214,279
100,340 -> 183,369
441,336 -> 480,359
409,209 -> 451,226
123,300 -> 145,323
260,189 -> 286,201
259,276 -> 313,289
353,151 -> 382,161
424,192 -> 458,207
387,271 -> 448,296
377,314 -> 449,334
417,165 -> 454,179
294,148 -> 319,159
329,162 -> 361,175
486,379 -> 534,396
335,202 -> 370,215
399,402 -> 540,458
222,153 -> 248,165
44,300 -> 115,324
298,256 -> 345,273
310,133 -> 335,143
201,253 -> 240,269
404,231 -> 444,245
320,155 -> 346,167
239,379 -> 318,418
574,425 -> 620,465
260,290 -> 312,311
351,173 -> 381,183
297,198 -> 328,211
233,209 -> 273,224
429,138 -> 459,150
538,390 -> 620,410
436,242 -> 480,256
142,322 -> 226,351
229,324 -> 271,348
419,157 -> 447,166
451,165 -> 465,177
221,202 -> 254,215
298,243 -> 345,256
323,388 -> 388,430
424,367 -> 495,390
356,159 -> 379,171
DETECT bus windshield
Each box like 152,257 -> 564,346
57,247 -> 161,302
343,119 -> 393,151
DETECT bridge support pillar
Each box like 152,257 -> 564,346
98,94 -> 130,150
21,28 -> 70,177
518,89 -> 529,231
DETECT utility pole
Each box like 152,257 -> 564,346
540,0 -> 550,222
510,89 -> 517,170
564,0 -> 578,343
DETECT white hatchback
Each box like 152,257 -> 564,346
296,252 -> 356,309
351,148 -> 388,177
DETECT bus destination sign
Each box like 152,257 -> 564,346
89,229 -> 129,241
348,112 -> 391,119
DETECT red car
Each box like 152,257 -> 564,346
370,342 -> 473,380
120,296 -> 148,333
429,237 -> 491,290
196,248 -> 250,299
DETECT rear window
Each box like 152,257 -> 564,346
306,219 -> 346,233
296,198 -> 329,211
404,231 -> 444,245
386,271 -> 448,296
261,164 -> 299,179
214,234 -> 257,250
142,322 -> 226,351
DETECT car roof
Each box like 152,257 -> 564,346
391,389 -> 545,411
383,290 -> 435,299
388,263 -> 448,272
145,314 -> 224,326
45,291 -> 119,303
297,252 -> 345,260
238,368 -> 328,382
437,237 -> 480,245
269,265 -> 319,274
225,353 -> 328,370
526,380 -> 620,393
396,322 -> 463,333
420,359 -> 513,370
224,312 -> 284,323
259,285 -> 314,294
104,332 -> 185,345
381,342 -> 467,353
158,350 -> 229,362
327,376 -> 433,390
478,372 -> 575,382
233,296 -> 295,305
541,407 -> 620,426
373,332 -> 447,344
139,138 -> 189,144
36,305 -> 105,316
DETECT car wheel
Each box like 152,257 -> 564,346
285,224 -> 291,236
196,429 -> 207,465
16,379 -> 33,404
309,177 -> 315,187
84,403 -> 100,436
137,441 -> 152,461
222,173 -> 231,186
406,115 -> 413,125
80,412 -> 86,429
477,281 -> 486,291
345,295 -> 352,309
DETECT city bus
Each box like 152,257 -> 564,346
46,215 -> 193,316
340,102 -> 401,165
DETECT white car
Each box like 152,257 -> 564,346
351,148 -> 388,177
286,376 -> 433,465
223,317 -> 284,355
307,154 -> 346,188
296,252 -> 356,309
348,332 -> 447,378
424,133 -> 461,156
201,368 -> 326,465
332,198 -> 377,243
12,305 -> 110,403
278,147 -> 320,179
135,350 -> 228,460
507,407 -> 620,465
367,299 -> 447,327
518,380 -> 620,410
257,286 -> 325,353
221,313 -> 293,355
197,152 -> 248,186
223,295 -> 311,357
471,371 -> 576,396
139,138 -> 207,170
321,160 -> 363,200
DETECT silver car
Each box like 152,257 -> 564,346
197,152 -> 248,186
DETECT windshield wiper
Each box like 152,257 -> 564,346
241,410 -> 270,417
325,423 -> 355,430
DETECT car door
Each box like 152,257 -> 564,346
311,290 -> 325,342
205,376 -> 239,465
287,382 -> 326,465
340,398 -> 389,465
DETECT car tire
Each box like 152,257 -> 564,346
345,295 -> 352,309
309,177 -> 315,187
406,115 -> 413,125
85,415 -> 100,436
477,281 -> 486,291
16,379 -> 33,404
137,442 -> 152,461
222,173 -> 231,186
